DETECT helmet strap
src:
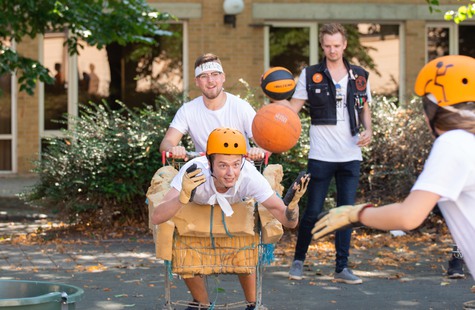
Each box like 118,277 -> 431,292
207,154 -> 214,174
423,95 -> 440,137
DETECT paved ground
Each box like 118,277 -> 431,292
0,176 -> 474,310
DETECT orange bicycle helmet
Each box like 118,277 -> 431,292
414,55 -> 475,106
206,127 -> 247,156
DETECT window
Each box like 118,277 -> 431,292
40,23 -> 184,147
426,23 -> 475,61
266,22 -> 401,97
459,25 -> 475,57
358,23 -> 401,97
0,40 -> 14,172
0,72 -> 13,171
43,31 -> 69,132
266,23 -> 317,77
77,40 -> 110,104
427,26 -> 450,61
92,22 -> 184,109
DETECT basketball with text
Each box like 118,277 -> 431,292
260,67 -> 296,101
252,104 -> 301,153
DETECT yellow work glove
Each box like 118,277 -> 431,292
283,172 -> 311,210
311,203 -> 373,240
179,164 -> 206,204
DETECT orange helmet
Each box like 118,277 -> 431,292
206,128 -> 247,156
414,55 -> 475,106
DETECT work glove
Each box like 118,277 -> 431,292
179,163 -> 206,204
282,171 -> 311,210
311,203 -> 373,240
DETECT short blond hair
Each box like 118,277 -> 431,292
319,23 -> 347,45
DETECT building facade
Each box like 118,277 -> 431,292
1,0 -> 472,175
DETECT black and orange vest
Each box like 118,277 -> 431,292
305,58 -> 369,136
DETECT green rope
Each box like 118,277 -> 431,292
209,205 -> 216,249
164,260 -> 173,280
254,199 -> 276,266
221,210 -> 234,238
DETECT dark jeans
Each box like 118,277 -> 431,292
294,159 -> 361,272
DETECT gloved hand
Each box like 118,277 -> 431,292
311,203 -> 373,240
284,172 -> 311,210
179,165 -> 206,204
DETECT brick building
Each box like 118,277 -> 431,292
1,0 -> 473,174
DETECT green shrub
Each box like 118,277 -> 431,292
359,96 -> 433,206
24,82 -> 433,226
25,94 -> 188,224
262,95 -> 434,211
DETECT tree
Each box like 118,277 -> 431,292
0,0 -> 173,95
426,0 -> 475,23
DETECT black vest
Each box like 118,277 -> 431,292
305,58 -> 369,136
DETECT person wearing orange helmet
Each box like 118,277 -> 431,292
151,127 -> 310,310
312,55 -> 475,292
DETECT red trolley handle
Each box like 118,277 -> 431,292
162,151 -> 269,165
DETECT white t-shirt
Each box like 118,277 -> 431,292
171,156 -> 275,206
293,69 -> 372,162
412,130 -> 475,277
170,92 -> 256,153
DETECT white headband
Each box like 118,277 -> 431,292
195,62 -> 224,77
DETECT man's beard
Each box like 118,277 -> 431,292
203,86 -> 223,100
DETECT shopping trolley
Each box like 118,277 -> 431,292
147,151 -> 283,310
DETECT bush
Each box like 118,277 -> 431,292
264,95 -> 434,211
24,94 -> 188,225
359,96 -> 433,206
24,82 -> 434,227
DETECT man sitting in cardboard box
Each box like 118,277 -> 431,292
151,127 -> 309,310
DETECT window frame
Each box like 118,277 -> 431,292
264,21 -> 318,73
0,40 -> 17,173
39,31 -> 78,140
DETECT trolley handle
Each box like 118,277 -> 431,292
161,150 -> 269,165
250,151 -> 270,165
263,151 -> 270,165
162,151 -> 204,165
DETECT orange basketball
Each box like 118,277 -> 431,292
252,104 -> 301,153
